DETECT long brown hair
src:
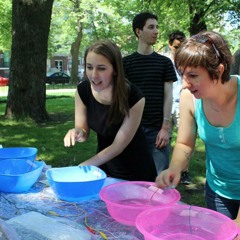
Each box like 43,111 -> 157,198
84,40 -> 129,125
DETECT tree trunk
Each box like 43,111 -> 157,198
189,3 -> 207,36
189,12 -> 207,35
5,0 -> 54,122
70,21 -> 83,85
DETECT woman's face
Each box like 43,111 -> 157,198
181,66 -> 215,99
86,51 -> 114,92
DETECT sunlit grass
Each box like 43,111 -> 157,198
0,88 -> 97,167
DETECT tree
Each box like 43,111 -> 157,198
48,0 -> 135,83
70,0 -> 83,84
2,0 -> 239,122
141,0 -> 239,48
48,0 -> 84,84
5,0 -> 54,122
0,0 -> 12,50
47,0 -> 239,90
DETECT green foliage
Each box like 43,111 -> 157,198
0,0 -> 12,50
46,0 -> 240,59
0,0 -> 239,55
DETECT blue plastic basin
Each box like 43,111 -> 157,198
0,159 -> 44,193
46,166 -> 107,202
0,147 -> 38,162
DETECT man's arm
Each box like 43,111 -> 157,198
162,81 -> 173,130
155,81 -> 173,148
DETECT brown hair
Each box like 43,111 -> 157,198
132,12 -> 158,38
84,40 -> 129,125
175,30 -> 233,83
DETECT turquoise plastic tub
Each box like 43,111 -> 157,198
0,159 -> 44,193
46,166 -> 107,202
0,147 -> 38,162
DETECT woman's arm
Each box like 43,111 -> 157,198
156,89 -> 197,188
235,207 -> 240,226
80,97 -> 145,166
64,90 -> 90,147
234,208 -> 240,239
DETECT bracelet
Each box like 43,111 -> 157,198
75,128 -> 84,139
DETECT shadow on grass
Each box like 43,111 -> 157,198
0,95 -> 74,126
0,96 -> 207,207
0,94 -> 97,168
0,94 -> 73,104
178,180 -> 206,207
170,129 -> 206,207
177,150 -> 206,207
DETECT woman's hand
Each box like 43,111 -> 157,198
155,168 -> 181,189
64,128 -> 83,147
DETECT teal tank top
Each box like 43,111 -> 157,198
195,76 -> 240,199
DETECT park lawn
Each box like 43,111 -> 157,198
0,91 -> 207,207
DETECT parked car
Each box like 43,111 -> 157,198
0,76 -> 9,86
46,72 -> 70,84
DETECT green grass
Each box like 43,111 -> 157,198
177,140 -> 206,207
0,87 -> 97,167
45,84 -> 77,90
0,88 -> 207,207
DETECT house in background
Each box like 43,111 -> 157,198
46,54 -> 69,75
46,53 -> 84,79
0,51 -> 10,78
0,51 -> 84,79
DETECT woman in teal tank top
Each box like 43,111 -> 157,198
155,30 -> 240,227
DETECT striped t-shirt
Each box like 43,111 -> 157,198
123,51 -> 177,128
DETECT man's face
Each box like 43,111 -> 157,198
136,18 -> 158,45
169,39 -> 182,56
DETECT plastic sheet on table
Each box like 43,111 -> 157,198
0,165 -> 143,239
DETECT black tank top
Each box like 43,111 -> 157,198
77,80 -> 157,181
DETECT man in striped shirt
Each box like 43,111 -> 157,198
123,12 -> 177,174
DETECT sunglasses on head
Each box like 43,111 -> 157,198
192,35 -> 220,59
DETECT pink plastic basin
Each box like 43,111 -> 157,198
135,204 -> 238,240
100,181 -> 181,226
